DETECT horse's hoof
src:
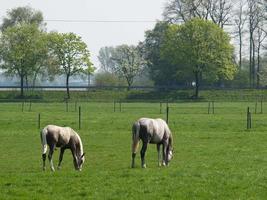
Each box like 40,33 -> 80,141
57,166 -> 61,170
142,164 -> 146,168
158,163 -> 162,167
51,167 -> 55,172
162,162 -> 166,167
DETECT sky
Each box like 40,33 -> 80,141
1,0 -> 166,70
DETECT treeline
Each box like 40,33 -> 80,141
0,6 -> 94,98
96,0 -> 267,98
1,1 -> 267,99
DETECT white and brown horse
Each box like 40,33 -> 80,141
40,125 -> 85,171
131,118 -> 173,168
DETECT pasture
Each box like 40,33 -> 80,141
1,101 -> 267,199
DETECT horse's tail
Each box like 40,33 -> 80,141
40,127 -> 48,155
132,121 -> 140,154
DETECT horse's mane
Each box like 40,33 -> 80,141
70,128 -> 84,156
168,132 -> 173,148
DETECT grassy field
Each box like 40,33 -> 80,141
1,101 -> 267,199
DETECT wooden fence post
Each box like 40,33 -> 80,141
247,107 -> 251,129
166,106 -> 169,124
38,113 -> 41,129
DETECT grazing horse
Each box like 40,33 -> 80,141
131,118 -> 173,168
40,125 -> 85,171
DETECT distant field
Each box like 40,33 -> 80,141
0,88 -> 267,102
1,101 -> 267,199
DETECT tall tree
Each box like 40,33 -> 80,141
163,0 -> 232,28
141,22 -> 186,86
247,0 -> 265,87
161,18 -> 236,98
232,0 -> 247,70
97,46 -> 115,73
48,32 -> 93,99
110,44 -> 145,90
1,6 -> 45,31
0,24 -> 48,97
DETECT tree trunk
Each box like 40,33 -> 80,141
257,45 -> 260,88
252,39 -> 256,88
66,74 -> 70,99
239,31 -> 242,69
249,31 -> 253,88
20,75 -> 24,98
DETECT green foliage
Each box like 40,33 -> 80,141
161,18 -> 237,97
109,44 -> 146,89
94,72 -> 126,87
48,32 -> 94,98
0,24 -> 48,97
141,22 -> 185,86
97,46 -> 116,73
0,6 -> 44,31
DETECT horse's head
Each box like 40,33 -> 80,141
167,146 -> 173,162
74,153 -> 85,171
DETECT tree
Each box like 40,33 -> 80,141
163,0 -> 233,28
48,32 -> 93,99
97,46 -> 115,73
0,24 -> 48,97
109,44 -> 145,90
161,18 -> 236,98
141,22 -> 187,86
1,6 -> 45,31
232,1 -> 247,70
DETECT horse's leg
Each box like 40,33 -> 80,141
57,147 -> 65,170
140,142 -> 148,168
71,147 -> 79,170
157,144 -> 161,167
162,141 -> 168,166
42,153 -> 46,171
48,144 -> 55,171
131,139 -> 139,168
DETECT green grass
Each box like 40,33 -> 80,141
1,101 -> 267,199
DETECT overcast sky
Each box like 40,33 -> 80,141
1,0 -> 166,69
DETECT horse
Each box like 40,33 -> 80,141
131,118 -> 173,168
40,125 -> 85,171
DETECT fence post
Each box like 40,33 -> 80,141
212,101 -> 214,114
166,106 -> 169,124
208,102 -> 210,114
247,107 -> 251,129
38,113 -> 41,129
79,106 -> 81,130
160,102 -> 162,114
114,101 -> 116,112
255,102 -> 258,114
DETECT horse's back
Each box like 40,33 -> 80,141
135,118 -> 170,143
44,125 -> 72,146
